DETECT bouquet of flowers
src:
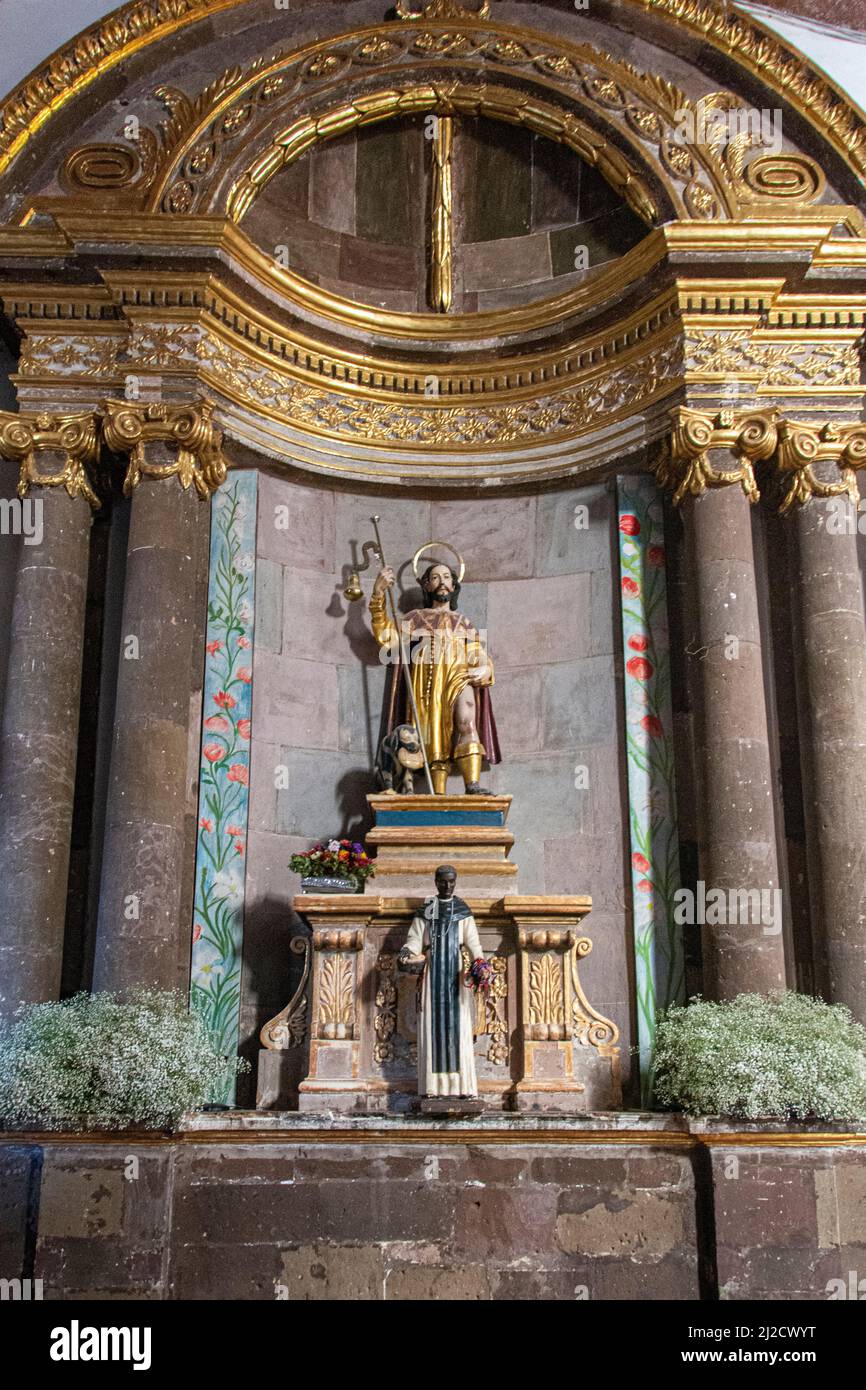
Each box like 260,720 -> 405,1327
465,956 -> 493,994
289,838 -> 375,889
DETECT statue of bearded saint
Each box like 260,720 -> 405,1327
369,554 -> 501,794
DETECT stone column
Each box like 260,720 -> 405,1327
0,412 -> 100,1018
659,408 -> 786,998
92,401 -> 225,996
777,421 -> 866,1022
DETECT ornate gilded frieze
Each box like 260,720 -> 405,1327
101,399 -> 227,498
37,19 -> 829,232
193,330 -> 682,447
774,420 -> 866,513
1,0 -> 864,208
0,408 -> 100,508
657,406 -> 779,504
18,331 -> 125,381
684,333 -> 862,392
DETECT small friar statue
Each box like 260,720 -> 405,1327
398,864 -> 490,1099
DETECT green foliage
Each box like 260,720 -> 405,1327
654,992 -> 866,1121
0,990 -> 248,1130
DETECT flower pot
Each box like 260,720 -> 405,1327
300,875 -> 360,894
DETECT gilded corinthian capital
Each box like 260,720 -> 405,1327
656,406 -> 778,506
0,409 -> 101,509
102,399 -> 227,499
775,419 -> 866,514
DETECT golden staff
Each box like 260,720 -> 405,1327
343,514 -> 435,795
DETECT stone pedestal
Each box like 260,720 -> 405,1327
261,893 -> 620,1114
364,793 -> 517,897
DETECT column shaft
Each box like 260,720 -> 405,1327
92,477 -> 206,995
789,500 -> 866,1021
0,484 -> 92,1016
684,482 -> 786,997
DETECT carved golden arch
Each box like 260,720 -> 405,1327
225,82 -> 659,228
0,0 -> 863,208
28,11 -> 830,234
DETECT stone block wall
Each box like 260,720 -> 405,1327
243,472 -> 632,1082
710,1144 -> 866,1299
2,1129 -> 862,1300
241,117 -> 645,312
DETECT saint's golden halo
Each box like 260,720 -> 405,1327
412,540 -> 466,584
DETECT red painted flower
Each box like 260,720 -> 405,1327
203,744 -> 225,763
204,715 -> 230,733
199,817 -> 213,832
628,634 -> 649,652
227,763 -> 249,785
641,714 -> 664,737
193,923 -> 202,943
632,852 -> 650,874
237,667 -> 252,684
238,636 -> 251,649
234,840 -> 245,856
206,640 -> 222,656
626,656 -> 653,681
637,878 -> 654,893
237,718 -> 252,739
621,577 -> 640,597
619,514 -> 641,536
648,545 -> 666,568
214,691 -> 236,710
226,824 -> 244,837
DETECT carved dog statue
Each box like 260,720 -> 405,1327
376,723 -> 424,794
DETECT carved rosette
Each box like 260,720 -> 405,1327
101,398 -> 227,498
656,406 -> 778,505
260,936 -> 310,1051
313,928 -> 364,1041
774,420 -> 866,514
0,410 -> 101,509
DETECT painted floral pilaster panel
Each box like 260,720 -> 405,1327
190,472 -> 258,1101
617,475 -> 684,1102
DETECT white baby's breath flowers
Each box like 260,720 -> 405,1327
0,990 -> 248,1130
653,991 -> 866,1121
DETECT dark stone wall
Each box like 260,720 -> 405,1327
1,1130 -> 862,1300
241,116 -> 646,313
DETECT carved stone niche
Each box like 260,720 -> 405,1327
258,894 -> 620,1114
